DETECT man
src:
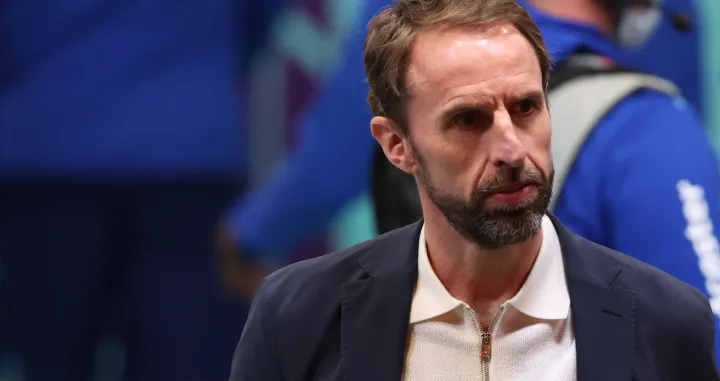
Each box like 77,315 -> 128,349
229,0 -> 719,380
221,0 -> 720,330
371,0 -> 720,357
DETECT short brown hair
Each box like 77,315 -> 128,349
364,0 -> 550,134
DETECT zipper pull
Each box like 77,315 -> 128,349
481,332 -> 492,361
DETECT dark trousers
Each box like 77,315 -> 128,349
0,179 -> 249,381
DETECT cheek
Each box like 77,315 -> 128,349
523,117 -> 553,173
528,150 -> 552,178
418,137 -> 478,192
536,112 -> 552,148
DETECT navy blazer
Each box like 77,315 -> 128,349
229,218 -> 719,381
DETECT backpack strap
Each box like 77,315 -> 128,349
548,69 -> 679,210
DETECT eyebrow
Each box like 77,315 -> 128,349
439,102 -> 490,126
438,89 -> 545,124
513,89 -> 545,103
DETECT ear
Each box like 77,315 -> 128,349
370,116 -> 415,174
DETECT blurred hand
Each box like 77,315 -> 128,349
214,224 -> 272,299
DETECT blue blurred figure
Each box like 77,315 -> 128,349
221,0 -> 382,266
519,0 -> 720,319
0,0 -> 281,380
623,0 -> 703,115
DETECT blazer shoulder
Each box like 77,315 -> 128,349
262,223 -> 419,304
258,236 -> 378,316
591,242 -> 718,373
269,237 -> 372,286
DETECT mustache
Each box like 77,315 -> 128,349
474,167 -> 546,197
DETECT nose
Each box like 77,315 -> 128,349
489,112 -> 527,168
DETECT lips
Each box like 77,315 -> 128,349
484,183 -> 538,205
486,182 -> 535,195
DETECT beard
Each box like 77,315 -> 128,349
416,155 -> 553,250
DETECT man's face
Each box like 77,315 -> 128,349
402,24 -> 553,249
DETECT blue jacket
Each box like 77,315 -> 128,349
231,3 -> 720,358
227,0 -> 382,256
0,0 -> 283,178
521,1 -> 720,355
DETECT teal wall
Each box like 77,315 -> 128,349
327,1 -> 378,250
331,192 -> 377,250
699,0 -> 720,152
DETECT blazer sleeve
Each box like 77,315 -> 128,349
229,280 -> 284,381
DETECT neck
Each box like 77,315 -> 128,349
528,0 -> 614,35
422,204 -> 543,316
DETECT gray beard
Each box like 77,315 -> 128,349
422,169 -> 553,249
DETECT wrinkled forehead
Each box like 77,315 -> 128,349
405,24 -> 543,104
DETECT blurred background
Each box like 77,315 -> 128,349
0,0 -> 718,380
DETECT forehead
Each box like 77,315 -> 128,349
406,23 -> 543,103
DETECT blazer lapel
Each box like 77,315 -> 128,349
340,222 -> 420,381
552,216 -> 636,381
567,273 -> 636,381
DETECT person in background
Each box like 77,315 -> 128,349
0,0 -> 281,380
519,0 -> 720,352
215,0 -> 388,292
